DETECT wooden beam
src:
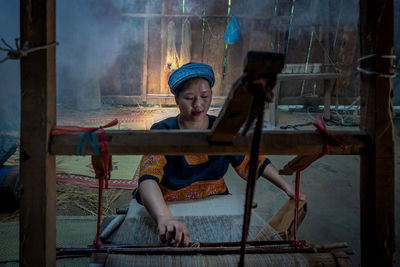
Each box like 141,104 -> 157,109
208,80 -> 254,142
255,200 -> 307,241
277,72 -> 344,81
121,13 -> 289,21
279,155 -> 321,176
50,130 -> 368,156
102,95 -> 228,106
359,0 -> 395,265
20,0 -> 56,266
278,96 -> 358,106
102,95 -> 358,107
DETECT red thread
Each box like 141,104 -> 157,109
293,170 -> 301,241
51,119 -> 118,248
92,128 -> 110,248
293,240 -> 308,249
292,118 -> 346,241
51,119 -> 118,135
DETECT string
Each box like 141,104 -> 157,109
291,118 -> 346,245
357,53 -> 398,78
0,38 -> 59,64
51,119 -> 118,248
356,66 -> 396,78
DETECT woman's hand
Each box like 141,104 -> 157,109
157,216 -> 190,247
138,180 -> 190,246
285,185 -> 307,201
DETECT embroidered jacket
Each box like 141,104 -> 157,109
136,115 -> 270,202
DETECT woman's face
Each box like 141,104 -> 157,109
176,78 -> 212,123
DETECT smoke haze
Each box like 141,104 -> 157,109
0,0 -> 398,125
0,1 -> 20,131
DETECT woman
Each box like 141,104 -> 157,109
136,63 -> 306,247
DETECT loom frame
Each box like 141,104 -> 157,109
19,0 -> 395,266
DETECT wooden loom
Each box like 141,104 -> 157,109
88,52 -> 333,266
19,0 -> 395,266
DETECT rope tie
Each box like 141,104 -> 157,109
292,118 -> 346,245
0,38 -> 59,64
357,53 -> 398,78
52,119 -> 118,248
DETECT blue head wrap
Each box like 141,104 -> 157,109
168,63 -> 215,95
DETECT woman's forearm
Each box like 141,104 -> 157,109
138,180 -> 174,222
138,179 -> 191,246
261,163 -> 307,200
261,163 -> 291,192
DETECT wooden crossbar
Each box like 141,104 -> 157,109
50,130 -> 368,156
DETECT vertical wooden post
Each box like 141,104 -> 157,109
323,80 -> 332,119
323,6 -> 333,120
20,0 -> 56,266
269,83 -> 280,126
359,0 -> 395,266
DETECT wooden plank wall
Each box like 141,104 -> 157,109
146,2 -> 162,96
120,0 -> 145,96
201,2 -> 227,96
279,0 -> 307,100
224,0 -> 273,95
279,0 -> 359,103
99,0 -> 122,96
114,0 -> 359,104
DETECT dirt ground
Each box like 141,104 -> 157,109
0,106 -> 399,266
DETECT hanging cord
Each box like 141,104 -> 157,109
0,38 -> 59,64
52,119 -> 118,248
203,18 -> 219,39
357,54 -> 398,78
314,36 -> 340,72
334,96 -> 360,126
291,118 -> 346,247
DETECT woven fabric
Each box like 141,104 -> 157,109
106,198 -> 309,266
112,197 -> 281,244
